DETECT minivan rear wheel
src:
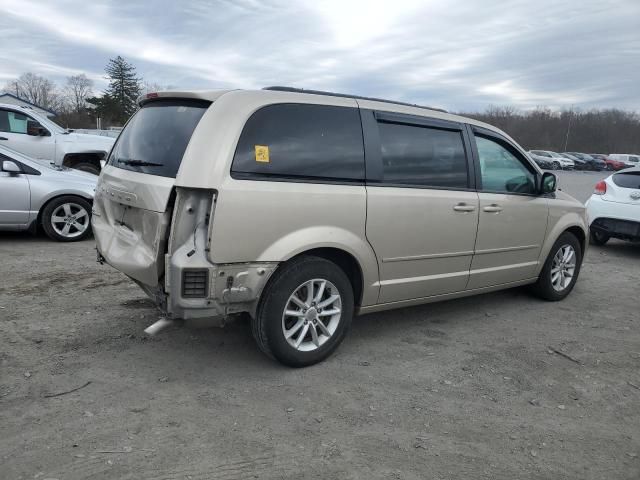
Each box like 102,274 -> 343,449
530,232 -> 582,301
252,256 -> 354,367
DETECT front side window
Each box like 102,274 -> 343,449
0,109 -> 30,134
376,122 -> 468,188
232,103 -> 365,181
476,136 -> 536,194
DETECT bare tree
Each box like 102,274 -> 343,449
3,72 -> 60,110
63,74 -> 94,113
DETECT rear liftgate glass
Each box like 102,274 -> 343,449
107,99 -> 210,178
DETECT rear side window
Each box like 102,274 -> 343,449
108,99 -> 209,178
376,122 -> 468,188
613,171 -> 640,189
232,104 -> 364,181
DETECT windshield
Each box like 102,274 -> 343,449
45,116 -> 68,134
107,99 -> 210,178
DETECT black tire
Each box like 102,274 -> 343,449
73,162 -> 100,175
590,229 -> 610,246
41,196 -> 92,242
553,161 -> 561,170
606,164 -> 614,171
530,232 -> 582,301
252,256 -> 354,367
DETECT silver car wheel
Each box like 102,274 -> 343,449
50,202 -> 90,239
282,279 -> 342,352
551,244 -> 576,292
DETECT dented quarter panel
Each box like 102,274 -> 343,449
207,176 -> 380,307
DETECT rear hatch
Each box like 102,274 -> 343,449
92,99 -> 210,286
603,170 -> 640,205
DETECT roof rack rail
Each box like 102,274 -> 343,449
263,86 -> 447,113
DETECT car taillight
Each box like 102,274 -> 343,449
594,180 -> 607,195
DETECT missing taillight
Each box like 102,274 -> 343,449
594,180 -> 607,195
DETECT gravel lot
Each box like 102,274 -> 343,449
1,170 -> 638,480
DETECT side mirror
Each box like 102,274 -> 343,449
26,120 -> 49,137
540,172 -> 557,194
2,160 -> 22,173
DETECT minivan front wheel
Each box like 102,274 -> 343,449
531,232 -> 582,301
252,256 -> 354,367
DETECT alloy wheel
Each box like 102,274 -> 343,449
550,244 -> 576,292
50,202 -> 90,239
281,279 -> 342,352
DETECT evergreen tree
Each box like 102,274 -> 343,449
104,56 -> 142,124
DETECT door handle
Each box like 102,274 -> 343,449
483,204 -> 503,213
0,136 -> 8,140
453,203 -> 476,212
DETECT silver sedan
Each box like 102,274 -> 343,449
0,144 -> 96,241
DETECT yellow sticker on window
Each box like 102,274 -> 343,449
255,145 -> 270,163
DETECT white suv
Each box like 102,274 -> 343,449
0,104 -> 114,175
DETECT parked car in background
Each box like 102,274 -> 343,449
0,144 -> 96,241
0,104 -> 114,175
528,152 -> 553,169
566,152 -> 605,171
608,154 -> 640,168
528,150 -> 574,170
586,167 -> 640,245
559,152 -> 587,170
589,154 -> 629,171
93,87 -> 588,367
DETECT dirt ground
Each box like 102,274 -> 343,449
1,171 -> 639,480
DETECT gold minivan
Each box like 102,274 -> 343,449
92,87 -> 588,366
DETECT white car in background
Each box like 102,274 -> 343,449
586,167 -> 640,245
528,150 -> 575,170
0,104 -> 114,175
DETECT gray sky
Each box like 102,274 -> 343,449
1,0 -> 638,111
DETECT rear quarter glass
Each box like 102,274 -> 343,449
612,171 -> 640,189
107,99 -> 210,178
231,103 -> 365,181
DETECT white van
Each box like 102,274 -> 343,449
92,87 -> 588,366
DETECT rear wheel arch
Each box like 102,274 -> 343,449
270,247 -> 364,308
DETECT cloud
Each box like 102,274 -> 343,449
0,0 -> 638,111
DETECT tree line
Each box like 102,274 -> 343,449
3,57 -> 639,154
2,56 -> 161,129
461,106 -> 640,154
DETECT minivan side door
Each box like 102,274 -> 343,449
362,110 -> 479,304
0,108 -> 55,160
467,126 -> 549,289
